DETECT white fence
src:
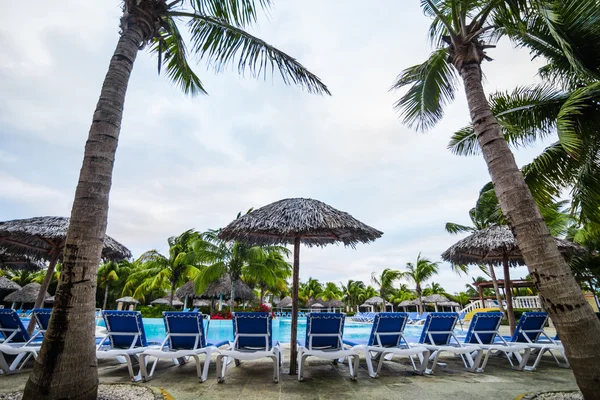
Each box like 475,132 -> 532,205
459,296 -> 543,315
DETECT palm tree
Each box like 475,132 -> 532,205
243,249 -> 292,304
392,1 -> 600,394
299,277 -> 323,302
127,230 -> 201,305
194,228 -> 288,305
371,268 -> 402,311
320,282 -> 342,301
341,280 -> 365,311
452,292 -> 471,308
399,253 -> 439,313
422,282 -> 447,296
358,285 -> 379,304
98,261 -> 128,310
24,1 -> 329,397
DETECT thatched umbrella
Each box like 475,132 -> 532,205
0,216 -> 131,333
422,294 -> 450,311
0,276 -> 21,305
364,296 -> 384,305
218,197 -> 383,374
0,249 -> 45,271
45,295 -> 55,304
202,276 -> 255,301
115,296 -> 139,310
310,303 -> 324,310
441,224 -> 585,333
326,299 -> 345,309
278,296 -> 293,308
192,299 -> 210,307
151,296 -> 184,307
4,282 -> 50,307
176,281 -> 198,308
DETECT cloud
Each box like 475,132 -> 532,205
0,0 -> 554,294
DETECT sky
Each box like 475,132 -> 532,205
0,1 -> 554,294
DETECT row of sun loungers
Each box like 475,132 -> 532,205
273,311 -> 307,317
0,309 -> 568,383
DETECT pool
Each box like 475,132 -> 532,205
97,317 -> 465,345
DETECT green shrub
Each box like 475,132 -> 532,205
346,312 -> 356,317
138,305 -> 178,318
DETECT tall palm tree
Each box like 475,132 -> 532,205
127,230 -> 201,305
392,1 -> 600,394
243,249 -> 292,304
358,285 -> 379,304
25,1 -> 329,397
320,282 -> 342,301
423,282 -> 447,296
193,228 -> 288,305
399,253 -> 439,313
299,277 -> 323,302
341,280 -> 366,311
98,261 -> 127,310
371,268 -> 402,311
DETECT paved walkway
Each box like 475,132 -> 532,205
1,344 -> 577,400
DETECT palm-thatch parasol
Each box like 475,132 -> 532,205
278,296 -> 293,308
45,295 -> 55,304
0,216 -> 131,333
193,299 -> 210,307
0,249 -> 45,271
218,197 -> 383,374
176,281 -> 198,308
0,276 -> 21,304
4,282 -> 50,305
202,276 -> 255,301
151,296 -> 184,307
441,224 -> 585,333
364,296 -> 385,305
422,294 -> 450,311
326,299 -> 345,308
115,296 -> 139,310
397,299 -> 419,310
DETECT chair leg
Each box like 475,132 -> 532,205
199,350 -> 212,382
270,355 -> 280,383
298,354 -> 309,382
138,354 -> 150,382
216,354 -> 227,383
416,350 -> 430,375
425,351 -> 441,375
349,354 -> 359,381
0,353 -> 13,375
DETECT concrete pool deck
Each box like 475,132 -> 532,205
0,341 -> 578,400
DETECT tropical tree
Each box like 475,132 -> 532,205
24,1 -> 329,397
340,280 -> 366,311
320,282 -> 342,301
299,277 -> 323,302
358,285 -> 379,303
126,230 -> 201,305
98,261 -> 128,310
399,253 -> 439,313
393,1 -> 600,395
194,228 -> 289,305
388,284 -> 416,305
243,249 -> 292,303
422,282 -> 447,296
371,268 -> 402,311
451,292 -> 471,308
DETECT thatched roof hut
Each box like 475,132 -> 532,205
0,249 -> 45,271
278,296 -> 293,308
4,282 -> 49,304
364,296 -> 385,305
311,303 -> 324,308
116,296 -> 139,304
151,296 -> 184,307
0,216 -> 131,262
193,299 -> 210,307
0,276 -> 21,292
45,295 -> 54,304
438,301 -> 460,307
441,225 -> 584,266
176,281 -> 197,299
422,294 -> 450,304
202,276 -> 255,301
398,299 -> 419,307
326,299 -> 345,308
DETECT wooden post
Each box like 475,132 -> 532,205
27,248 -> 60,335
478,285 -> 484,306
289,236 -> 301,375
503,254 -> 516,335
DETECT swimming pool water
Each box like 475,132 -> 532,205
97,317 -> 465,345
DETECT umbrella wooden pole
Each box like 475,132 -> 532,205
289,236 -> 300,375
27,249 -> 60,335
503,254 -> 516,335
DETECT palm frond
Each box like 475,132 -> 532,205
445,222 -> 475,234
187,14 -> 330,95
191,0 -> 271,27
391,48 -> 458,132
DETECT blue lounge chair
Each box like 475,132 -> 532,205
139,312 -> 225,382
216,312 -> 281,383
464,312 -> 531,372
0,309 -> 40,375
96,310 -> 149,381
31,308 -> 52,342
506,312 -> 568,371
415,312 -> 483,374
345,312 -> 430,377
297,313 -> 359,381
407,312 -> 419,322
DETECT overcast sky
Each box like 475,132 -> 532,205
0,1 -> 553,294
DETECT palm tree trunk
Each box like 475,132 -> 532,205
289,237 -> 300,375
170,281 -> 175,307
23,19 -> 145,400
102,284 -> 110,310
27,250 -> 60,335
260,286 -> 265,305
230,276 -> 236,310
417,285 -> 423,314
460,60 -> 600,398
503,255 -> 516,335
488,265 -> 506,316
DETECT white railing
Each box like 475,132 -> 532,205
459,296 -> 543,315
513,296 -> 543,309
